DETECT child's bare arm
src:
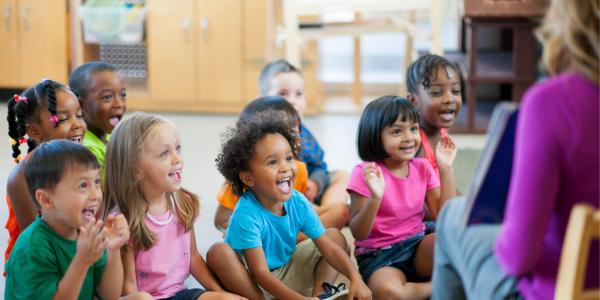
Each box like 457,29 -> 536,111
121,245 -> 138,295
190,228 -> 225,292
243,247 -> 308,300
313,236 -> 372,300
214,204 -> 233,233
428,135 -> 458,218
7,163 -> 37,229
349,163 -> 385,240
53,220 -> 107,300
97,214 -> 129,299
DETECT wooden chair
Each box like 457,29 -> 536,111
555,203 -> 600,300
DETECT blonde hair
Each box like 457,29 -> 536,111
536,0 -> 599,84
103,112 -> 199,251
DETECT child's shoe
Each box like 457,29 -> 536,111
317,282 -> 349,300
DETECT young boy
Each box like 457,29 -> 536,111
208,112 -> 371,300
4,140 -> 149,300
259,60 -> 349,207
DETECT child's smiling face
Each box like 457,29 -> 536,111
80,70 -> 126,137
412,66 -> 462,130
241,133 -> 298,208
30,88 -> 86,144
39,165 -> 101,240
381,116 -> 422,164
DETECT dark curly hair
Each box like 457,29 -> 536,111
216,110 -> 300,196
406,54 -> 462,94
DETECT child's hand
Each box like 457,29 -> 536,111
363,162 -> 385,200
305,180 -> 319,202
75,219 -> 108,267
105,213 -> 130,251
348,276 -> 372,300
435,135 -> 457,169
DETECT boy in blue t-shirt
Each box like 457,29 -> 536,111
207,111 -> 371,300
5,140 -> 150,300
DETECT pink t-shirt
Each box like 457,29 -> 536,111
347,159 -> 440,249
134,210 -> 191,298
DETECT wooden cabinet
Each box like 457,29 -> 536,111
0,0 -> 68,88
140,0 -> 243,112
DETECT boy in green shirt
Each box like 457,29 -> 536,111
5,140 -> 148,300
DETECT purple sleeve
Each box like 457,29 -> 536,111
494,83 -> 561,275
347,164 -> 371,198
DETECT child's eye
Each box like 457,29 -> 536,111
286,156 -> 293,162
176,144 -> 182,152
94,178 -> 101,187
392,128 -> 402,135
120,92 -> 127,100
269,159 -> 277,166
452,89 -> 461,95
278,91 -> 288,97
79,182 -> 88,189
296,91 -> 303,97
429,91 -> 443,97
101,95 -> 113,102
160,150 -> 169,158
410,126 -> 419,132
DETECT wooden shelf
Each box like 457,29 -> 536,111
446,51 -> 536,84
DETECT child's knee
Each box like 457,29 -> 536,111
122,291 -> 153,300
207,242 -> 236,265
331,170 -> 350,185
324,228 -> 348,253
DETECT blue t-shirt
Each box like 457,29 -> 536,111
225,189 -> 325,270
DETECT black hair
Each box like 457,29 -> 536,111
258,59 -> 302,96
406,54 -> 462,94
239,96 -> 301,128
7,80 -> 69,162
69,61 -> 117,100
216,110 -> 300,196
357,96 -> 421,162
24,140 -> 99,209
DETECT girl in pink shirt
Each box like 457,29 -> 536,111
103,112 -> 244,300
348,96 -> 457,299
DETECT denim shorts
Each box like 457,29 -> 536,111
355,232 -> 425,283
161,288 -> 207,300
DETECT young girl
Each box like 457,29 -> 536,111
69,61 -> 126,173
348,96 -> 457,299
214,96 -> 348,234
406,54 -> 462,176
5,79 -> 87,262
103,112 -> 243,300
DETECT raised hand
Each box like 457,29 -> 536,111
75,219 -> 107,267
105,213 -> 130,251
435,134 -> 457,169
362,162 -> 385,200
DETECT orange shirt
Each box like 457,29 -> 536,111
217,160 -> 308,210
5,153 -> 31,263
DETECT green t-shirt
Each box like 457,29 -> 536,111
83,130 -> 109,179
5,217 -> 107,300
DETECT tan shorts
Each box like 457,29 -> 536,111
239,239 -> 323,299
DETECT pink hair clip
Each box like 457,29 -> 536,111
49,115 -> 59,124
18,137 -> 28,145
13,94 -> 27,103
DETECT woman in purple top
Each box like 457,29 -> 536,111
430,0 -> 599,299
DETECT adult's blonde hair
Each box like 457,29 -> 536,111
103,112 -> 199,251
536,0 -> 599,84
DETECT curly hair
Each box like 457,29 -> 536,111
406,54 -> 462,94
216,110 -> 300,196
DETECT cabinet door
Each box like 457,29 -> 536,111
19,0 -> 68,85
147,0 -> 196,103
197,0 -> 242,106
0,0 -> 20,87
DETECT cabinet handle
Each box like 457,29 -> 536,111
199,18 -> 208,40
182,18 -> 191,41
3,4 -> 10,31
21,4 -> 28,32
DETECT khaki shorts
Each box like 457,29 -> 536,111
239,239 -> 323,299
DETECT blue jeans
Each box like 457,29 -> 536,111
431,197 -> 522,300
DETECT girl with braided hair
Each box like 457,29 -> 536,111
5,79 -> 86,263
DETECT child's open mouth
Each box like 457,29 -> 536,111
276,177 -> 292,193
67,135 -> 83,144
108,115 -> 122,127
168,168 -> 183,182
399,145 -> 416,153
439,109 -> 456,122
81,206 -> 97,221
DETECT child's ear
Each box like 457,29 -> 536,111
239,171 -> 254,188
407,93 -> 417,104
35,189 -> 53,209
26,124 -> 43,143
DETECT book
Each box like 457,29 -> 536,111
463,102 -> 519,225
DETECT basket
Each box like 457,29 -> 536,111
79,5 -> 146,44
